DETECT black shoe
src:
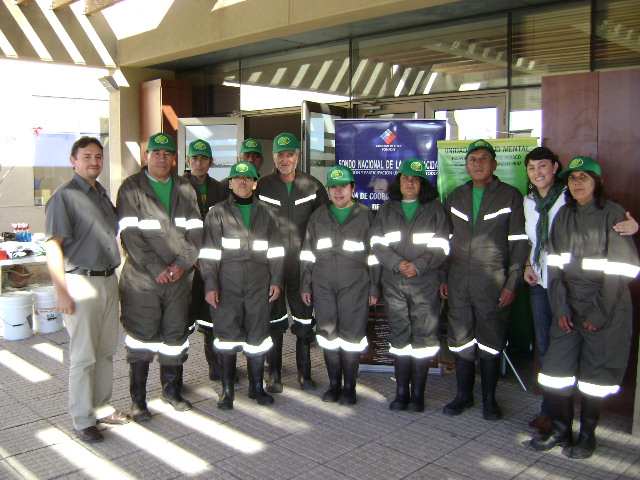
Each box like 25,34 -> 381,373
76,426 -> 104,443
389,355 -> 411,411
530,394 -> 574,451
247,353 -> 275,406
480,356 -> 502,420
130,361 -> 151,422
160,365 -> 192,411
569,395 -> 601,459
340,350 -> 360,406
296,337 -> 316,391
322,348 -> 342,402
267,333 -> 283,393
407,357 -> 429,412
218,351 -> 237,410
443,358 -> 475,416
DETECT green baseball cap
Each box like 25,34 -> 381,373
465,139 -> 495,159
273,133 -> 299,153
240,138 -> 262,155
188,139 -> 212,158
398,158 -> 427,179
147,133 -> 176,152
558,155 -> 601,178
326,165 -> 355,187
229,161 -> 259,180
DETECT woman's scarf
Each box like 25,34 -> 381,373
532,181 -> 564,266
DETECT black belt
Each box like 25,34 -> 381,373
67,268 -> 116,277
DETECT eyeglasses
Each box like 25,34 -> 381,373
231,177 -> 255,184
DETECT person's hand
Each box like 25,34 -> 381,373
155,268 -> 172,284
524,265 -> 538,286
558,316 -> 573,333
301,292 -> 312,306
399,261 -> 418,277
368,296 -> 379,306
168,264 -> 185,282
269,285 -> 281,302
612,212 -> 638,236
582,320 -> 598,332
439,283 -> 448,299
205,290 -> 219,308
56,290 -> 75,315
498,288 -> 516,308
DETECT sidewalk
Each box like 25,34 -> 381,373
0,328 -> 638,480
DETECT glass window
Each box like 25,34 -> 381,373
511,2 -> 591,87
594,0 -> 640,70
31,96 -> 109,205
509,87 -> 541,140
354,15 -> 508,100
238,41 -> 350,111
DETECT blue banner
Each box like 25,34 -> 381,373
335,119 -> 446,210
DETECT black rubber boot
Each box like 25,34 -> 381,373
530,393 -> 574,451
247,354 -> 274,406
322,348 -> 342,402
408,357 -> 429,412
296,336 -> 316,390
340,351 -> 360,406
130,361 -> 151,422
389,355 -> 412,411
443,358 -> 475,416
203,329 -> 220,381
480,356 -> 502,420
160,364 -> 192,411
570,395 -> 601,459
218,352 -> 237,410
266,333 -> 283,393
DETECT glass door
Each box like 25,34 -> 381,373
177,117 -> 244,181
301,101 -> 349,184
425,93 -> 507,140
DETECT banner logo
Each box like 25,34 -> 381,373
380,129 -> 397,145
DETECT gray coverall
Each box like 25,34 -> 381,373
540,199 -> 640,398
300,202 -> 380,351
371,198 -> 449,357
117,169 -> 203,365
199,196 -> 284,354
256,171 -> 328,339
443,177 -> 528,361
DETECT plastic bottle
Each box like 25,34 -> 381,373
26,224 -> 31,242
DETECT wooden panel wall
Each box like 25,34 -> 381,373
140,79 -> 192,167
542,69 -> 640,416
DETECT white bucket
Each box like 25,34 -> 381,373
0,292 -> 34,340
31,286 -> 64,334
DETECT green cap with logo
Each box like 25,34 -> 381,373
240,138 -> 262,155
273,133 -> 300,153
147,132 -> 176,152
188,139 -> 212,158
326,165 -> 355,187
229,161 -> 259,180
558,155 -> 601,178
465,139 -> 496,159
398,158 -> 428,179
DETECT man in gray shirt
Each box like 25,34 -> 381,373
45,137 -> 130,443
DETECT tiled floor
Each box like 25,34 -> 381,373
0,327 -> 638,480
